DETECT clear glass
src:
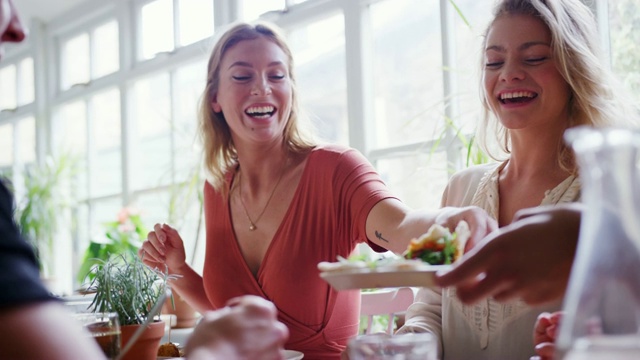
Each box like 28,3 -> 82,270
0,64 -> 16,110
289,13 -> 348,145
73,312 -> 121,359
93,20 -> 120,78
178,0 -> 213,46
54,100 -> 88,200
129,73 -> 172,190
242,0 -> 285,21
377,151 -> 450,210
62,33 -> 90,89
370,0 -> 443,148
557,127 -> 640,358
451,1 -> 493,134
0,124 -> 13,166
609,0 -> 640,106
90,88 -> 121,198
348,333 -> 437,360
173,60 -> 205,182
141,0 -> 174,60
18,57 -> 35,106
17,116 -> 36,165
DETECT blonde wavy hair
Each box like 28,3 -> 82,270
477,0 -> 636,173
198,22 -> 316,192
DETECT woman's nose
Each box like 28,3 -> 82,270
499,61 -> 525,82
251,77 -> 272,96
1,4 -> 27,43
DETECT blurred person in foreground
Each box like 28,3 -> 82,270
396,0 -> 636,359
139,21 -> 496,359
0,1 -> 288,359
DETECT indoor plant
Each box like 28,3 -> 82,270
86,253 -> 170,360
77,207 -> 147,284
15,154 -> 76,281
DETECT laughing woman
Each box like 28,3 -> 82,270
397,0 -> 636,359
138,22 -> 495,359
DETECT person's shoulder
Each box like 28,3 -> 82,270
309,143 -> 363,163
449,162 -> 499,185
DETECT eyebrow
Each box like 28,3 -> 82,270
228,61 -> 285,69
485,41 -> 551,52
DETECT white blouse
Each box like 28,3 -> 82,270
397,161 -> 581,360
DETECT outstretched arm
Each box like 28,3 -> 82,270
366,198 -> 497,254
435,204 -> 582,305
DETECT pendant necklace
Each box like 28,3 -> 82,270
237,159 -> 287,231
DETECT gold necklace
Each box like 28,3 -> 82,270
237,160 -> 287,231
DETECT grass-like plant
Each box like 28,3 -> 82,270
87,253 -> 171,326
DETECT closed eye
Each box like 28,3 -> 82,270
526,57 -> 547,64
232,75 -> 251,81
485,61 -> 503,68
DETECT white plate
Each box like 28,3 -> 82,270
319,264 -> 452,290
284,349 -> 304,359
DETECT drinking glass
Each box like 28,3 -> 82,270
74,312 -> 121,359
348,333 -> 437,360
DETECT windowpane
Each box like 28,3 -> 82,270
609,0 -> 640,105
93,20 -> 120,78
452,1 -> 493,134
130,73 -> 172,190
0,65 -> 16,110
0,124 -> 13,166
18,57 -> 35,106
62,33 -> 90,90
174,60 -> 205,181
141,0 -> 174,60
371,0 -> 444,149
92,88 -> 121,150
178,0 -> 213,46
243,0 -> 285,21
54,100 -> 88,199
90,89 -> 121,198
377,151 -> 449,209
289,14 -> 348,145
90,198 -> 123,238
17,116 -> 36,164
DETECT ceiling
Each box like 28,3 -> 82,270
15,0 -> 92,24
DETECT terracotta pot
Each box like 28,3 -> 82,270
119,320 -> 165,360
163,293 -> 199,328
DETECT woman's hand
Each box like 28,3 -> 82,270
185,295 -> 289,360
138,223 -> 187,273
435,206 -> 498,251
531,311 -> 562,360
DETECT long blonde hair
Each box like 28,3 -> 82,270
198,22 -> 315,192
478,0 -> 636,172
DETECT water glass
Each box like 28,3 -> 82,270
348,333 -> 437,360
74,312 -> 121,359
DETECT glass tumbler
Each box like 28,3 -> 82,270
348,333 -> 437,360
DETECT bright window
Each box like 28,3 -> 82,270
0,65 -> 17,110
0,124 -> 13,166
93,21 -> 120,79
61,33 -> 90,89
141,0 -> 174,59
289,13 -> 348,145
243,0 -> 285,21
178,0 -> 214,46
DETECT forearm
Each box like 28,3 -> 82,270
0,302 -> 106,360
366,199 -> 438,254
169,263 -> 215,313
396,287 -> 443,358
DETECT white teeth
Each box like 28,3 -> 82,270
246,105 -> 275,114
500,91 -> 535,100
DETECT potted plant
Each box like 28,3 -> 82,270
86,253 -> 170,360
77,207 -> 147,284
15,154 -> 76,288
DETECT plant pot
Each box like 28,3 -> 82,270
163,293 -> 199,328
119,320 -> 165,360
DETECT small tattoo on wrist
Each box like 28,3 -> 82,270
375,230 -> 389,243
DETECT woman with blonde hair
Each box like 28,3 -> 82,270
140,21 -> 494,358
398,0 -> 635,359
